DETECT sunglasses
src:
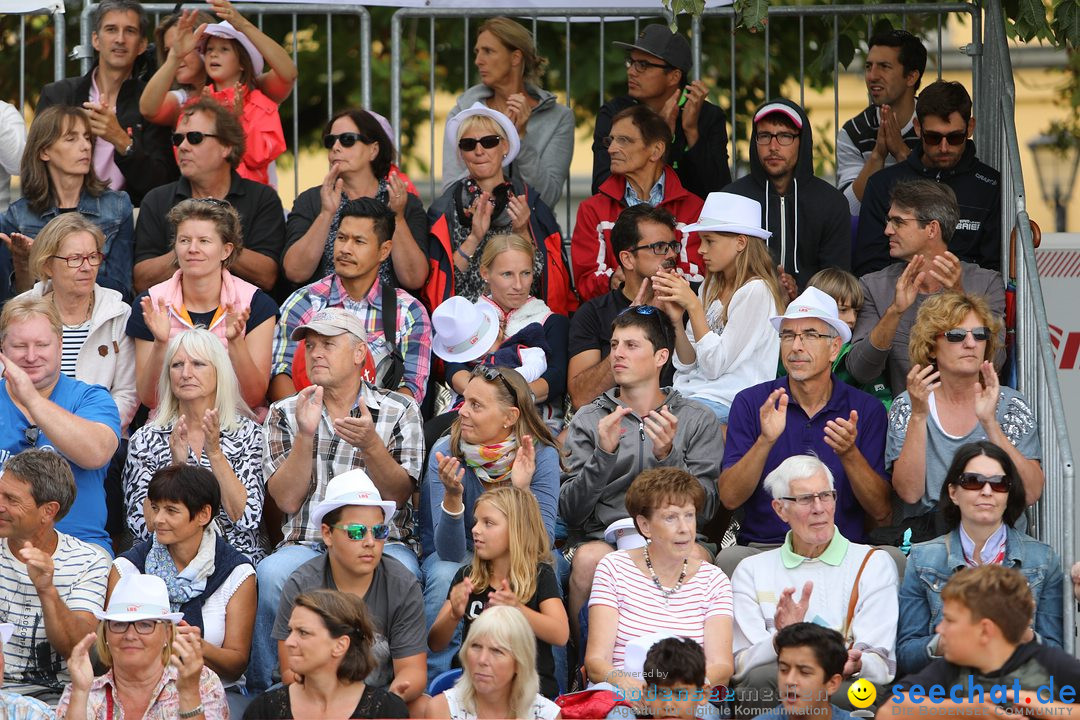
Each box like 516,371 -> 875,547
323,131 -> 375,149
171,131 -> 219,147
952,472 -> 1011,493
331,523 -> 390,541
107,619 -> 163,635
458,135 -> 502,152
941,326 -> 991,343
619,304 -> 660,318
477,365 -> 518,399
922,130 -> 967,147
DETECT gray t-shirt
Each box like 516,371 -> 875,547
272,554 -> 426,686
885,385 -> 1040,521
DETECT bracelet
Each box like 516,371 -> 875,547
178,704 -> 204,719
441,500 -> 465,518
456,246 -> 474,262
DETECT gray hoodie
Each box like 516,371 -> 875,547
441,83 -> 575,208
559,387 -> 723,542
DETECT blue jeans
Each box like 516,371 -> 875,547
382,541 -> 422,580
694,398 -> 730,425
422,551 -> 470,679
247,544 -> 321,694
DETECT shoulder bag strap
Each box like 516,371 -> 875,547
843,547 -> 879,646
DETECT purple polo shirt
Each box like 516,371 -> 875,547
722,374 -> 889,544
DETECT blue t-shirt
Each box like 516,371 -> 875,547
722,375 -> 889,544
0,374 -> 121,553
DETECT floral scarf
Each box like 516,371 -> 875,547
461,436 -> 519,485
145,527 -> 217,610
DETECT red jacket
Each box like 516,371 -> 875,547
571,167 -> 705,302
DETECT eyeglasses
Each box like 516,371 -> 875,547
602,135 -> 640,148
52,252 -> 104,268
458,135 -> 502,152
171,131 -> 219,147
106,619 -> 162,635
886,214 -> 925,229
625,57 -> 673,73
952,472 -> 1011,493
941,327 -> 991,343
331,523 -> 390,541
755,131 -> 798,146
780,490 -> 838,507
477,365 -> 517,400
921,130 -> 967,147
778,330 -> 837,344
192,197 -> 232,209
323,131 -> 376,149
630,240 -> 682,256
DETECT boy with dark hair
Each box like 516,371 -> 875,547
640,637 -> 723,719
758,623 -> 853,720
878,565 -> 1080,720
561,305 -> 723,635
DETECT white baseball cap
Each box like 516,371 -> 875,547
446,102 -> 521,167
683,192 -> 771,239
769,286 -> 852,344
311,468 -> 397,528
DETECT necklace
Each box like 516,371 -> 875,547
643,544 -> 687,598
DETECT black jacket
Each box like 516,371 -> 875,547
854,140 -> 1001,275
591,94 -> 732,199
723,98 -> 851,290
38,60 -> 178,207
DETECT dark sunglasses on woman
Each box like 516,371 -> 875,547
952,472 -> 1011,493
458,135 -> 502,152
941,326 -> 991,343
323,132 -> 375,149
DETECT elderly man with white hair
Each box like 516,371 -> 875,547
730,454 -> 898,716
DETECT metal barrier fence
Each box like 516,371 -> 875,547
5,2 -> 67,112
982,0 -> 1076,652
78,1 -> 371,200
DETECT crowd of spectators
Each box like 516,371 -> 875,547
1,5 -> 1071,720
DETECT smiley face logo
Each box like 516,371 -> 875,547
848,678 -> 876,709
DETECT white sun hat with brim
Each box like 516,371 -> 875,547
683,192 -> 771,240
198,21 -> 265,76
769,286 -> 852,344
603,517 -> 647,551
431,296 -> 501,364
94,574 -> 184,624
622,631 -> 684,679
311,469 -> 398,528
0,622 -> 13,646
445,102 -> 520,167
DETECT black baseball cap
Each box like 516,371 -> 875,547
613,24 -> 691,76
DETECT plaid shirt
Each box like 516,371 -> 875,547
272,273 -> 432,401
263,381 -> 425,554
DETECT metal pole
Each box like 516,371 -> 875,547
55,9 -> 66,81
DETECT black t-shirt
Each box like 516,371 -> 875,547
242,683 -> 409,719
448,562 -> 561,699
125,288 -> 279,340
568,288 -> 675,387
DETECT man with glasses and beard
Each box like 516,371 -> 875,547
132,98 -> 285,295
855,81 -> 1001,275
561,305 -> 723,637
847,180 -> 1004,401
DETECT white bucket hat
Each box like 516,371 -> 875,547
603,518 -> 647,551
199,21 -> 265,76
770,286 -> 852,344
445,102 -> 520,167
431,296 -> 501,364
94,574 -> 184,624
311,468 -> 398,528
622,631 -> 683,679
683,192 -> 771,239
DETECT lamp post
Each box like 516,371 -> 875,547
1028,133 -> 1080,232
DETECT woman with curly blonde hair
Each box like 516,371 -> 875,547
886,290 -> 1042,541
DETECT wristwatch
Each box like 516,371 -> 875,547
120,139 -> 135,158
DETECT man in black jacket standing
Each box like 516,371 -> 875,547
37,0 -> 177,207
723,99 -> 851,298
854,80 -> 1001,275
591,24 -> 731,199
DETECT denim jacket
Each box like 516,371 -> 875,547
0,190 -> 134,302
897,525 -> 1064,677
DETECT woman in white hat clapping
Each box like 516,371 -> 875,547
56,573 -> 228,720
651,192 -> 786,437
425,104 -> 575,316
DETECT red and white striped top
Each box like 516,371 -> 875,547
589,550 -> 733,669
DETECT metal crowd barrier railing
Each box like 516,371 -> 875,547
79,1 -> 371,200
982,0 -> 1076,653
6,2 -> 67,112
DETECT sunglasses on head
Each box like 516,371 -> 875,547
952,472 -> 1011,493
323,131 -> 375,149
941,326 -> 991,343
171,131 -> 219,147
458,135 -> 502,152
922,130 -> 967,147
619,304 -> 660,318
332,523 -> 390,541
477,365 -> 517,399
